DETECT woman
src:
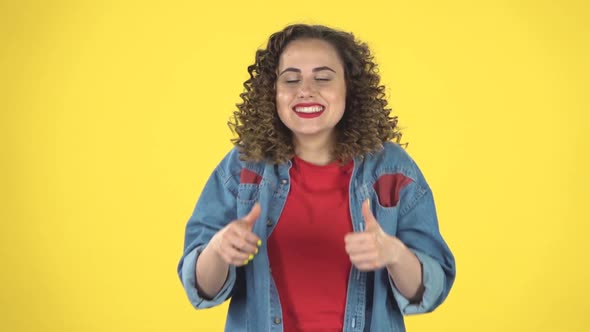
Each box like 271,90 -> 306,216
178,24 -> 455,332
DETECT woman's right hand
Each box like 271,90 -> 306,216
208,203 -> 262,266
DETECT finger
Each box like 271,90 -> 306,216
227,245 -> 256,267
345,239 -> 378,256
231,254 -> 252,267
361,199 -> 379,231
349,251 -> 379,266
219,242 -> 250,265
230,224 -> 261,249
220,234 -> 257,266
344,232 -> 376,247
348,248 -> 382,271
241,202 -> 261,228
233,239 -> 259,255
225,230 -> 259,255
243,231 -> 261,248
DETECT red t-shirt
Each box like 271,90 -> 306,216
267,156 -> 354,332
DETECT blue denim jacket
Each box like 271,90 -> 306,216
178,142 -> 455,331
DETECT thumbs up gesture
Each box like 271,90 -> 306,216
209,203 -> 262,267
345,200 -> 404,271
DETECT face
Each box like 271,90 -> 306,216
275,38 -> 346,142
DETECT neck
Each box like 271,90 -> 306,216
293,133 -> 336,166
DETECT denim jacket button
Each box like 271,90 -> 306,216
281,179 -> 288,184
266,219 -> 273,227
273,317 -> 281,325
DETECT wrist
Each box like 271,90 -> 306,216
386,236 -> 407,268
202,238 -> 228,267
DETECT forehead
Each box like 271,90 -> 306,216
278,39 -> 343,70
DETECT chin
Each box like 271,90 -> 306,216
293,128 -> 330,137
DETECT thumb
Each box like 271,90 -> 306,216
361,199 -> 379,231
241,202 -> 261,228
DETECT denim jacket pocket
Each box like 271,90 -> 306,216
237,183 -> 260,204
369,186 -> 400,236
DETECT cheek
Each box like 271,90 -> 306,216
325,82 -> 346,100
277,93 -> 300,119
275,90 -> 290,109
327,88 -> 346,109
338,84 -> 347,104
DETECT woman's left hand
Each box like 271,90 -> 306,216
344,200 -> 406,271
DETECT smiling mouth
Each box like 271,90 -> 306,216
293,105 -> 325,114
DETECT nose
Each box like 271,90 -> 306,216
297,79 -> 316,98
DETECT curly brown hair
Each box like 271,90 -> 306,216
228,24 -> 402,164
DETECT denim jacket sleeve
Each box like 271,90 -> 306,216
389,168 -> 456,315
177,149 -> 241,309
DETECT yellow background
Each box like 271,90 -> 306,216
2,0 -> 589,331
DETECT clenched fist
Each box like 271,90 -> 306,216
345,200 -> 405,271
209,203 -> 262,266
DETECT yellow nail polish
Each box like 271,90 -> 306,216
248,254 -> 254,260
255,248 -> 259,255
257,240 -> 262,247
244,259 -> 249,265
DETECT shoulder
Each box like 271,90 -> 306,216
215,147 -> 268,184
361,141 -> 421,181
381,141 -> 413,162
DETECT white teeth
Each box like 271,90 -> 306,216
294,106 -> 324,113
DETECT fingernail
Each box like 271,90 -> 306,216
366,199 -> 371,208
257,240 -> 262,247
244,259 -> 249,265
248,254 -> 254,261
255,248 -> 259,255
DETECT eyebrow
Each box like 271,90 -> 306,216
278,66 -> 336,76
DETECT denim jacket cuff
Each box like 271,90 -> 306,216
181,245 -> 236,309
390,250 -> 445,315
